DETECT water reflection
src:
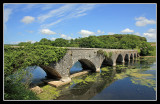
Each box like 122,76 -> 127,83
56,70 -> 117,100
70,61 -> 83,74
28,57 -> 156,100
55,57 -> 156,100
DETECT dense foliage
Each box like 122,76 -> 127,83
4,45 -> 67,77
4,45 -> 67,100
17,34 -> 154,56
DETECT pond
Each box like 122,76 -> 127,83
29,57 -> 156,100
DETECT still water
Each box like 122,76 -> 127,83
29,57 -> 156,100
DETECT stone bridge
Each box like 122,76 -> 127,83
40,48 -> 138,81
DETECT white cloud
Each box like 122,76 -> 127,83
12,40 -> 36,44
21,16 -> 35,24
67,4 -> 96,18
41,19 -> 63,29
78,30 -> 96,37
41,29 -> 56,35
38,4 -> 74,23
50,37 -> 56,41
133,32 -> 141,36
143,33 -> 154,37
108,32 -> 115,35
147,28 -> 156,33
121,28 -> 134,33
143,28 -> 156,39
39,4 -> 96,28
60,34 -> 72,40
4,8 -> 12,30
135,16 -> 156,27
97,30 -> 105,34
26,40 -> 36,43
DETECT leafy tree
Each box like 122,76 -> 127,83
53,38 -> 69,47
38,38 -> 52,45
79,36 -> 105,48
139,41 -> 154,56
103,36 -> 119,49
18,42 -> 32,46
119,36 -> 138,49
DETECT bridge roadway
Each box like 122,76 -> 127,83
40,47 -> 138,82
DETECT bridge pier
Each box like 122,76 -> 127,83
96,67 -> 101,72
112,61 -> 116,66
122,58 -> 125,63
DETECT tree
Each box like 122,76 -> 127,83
79,36 -> 105,48
139,41 -> 154,56
38,38 -> 52,45
18,42 -> 32,46
103,36 -> 119,49
53,38 -> 69,47
119,36 -> 137,49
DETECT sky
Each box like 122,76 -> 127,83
3,3 -> 157,44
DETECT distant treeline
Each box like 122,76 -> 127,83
15,34 -> 154,56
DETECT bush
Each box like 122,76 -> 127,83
97,50 -> 112,59
4,79 -> 39,100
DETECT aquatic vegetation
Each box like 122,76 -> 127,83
101,67 -> 110,72
130,73 -> 153,78
71,73 -> 101,85
37,85 -> 61,100
114,67 -> 156,91
131,78 -> 156,91
114,73 -> 127,80
116,65 -> 128,69
71,78 -> 85,85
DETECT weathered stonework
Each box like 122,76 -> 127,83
30,86 -> 43,94
40,48 -> 138,81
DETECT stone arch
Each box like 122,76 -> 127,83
130,53 -> 133,60
71,58 -> 97,72
101,58 -> 113,67
124,54 -> 129,61
40,64 -> 62,79
116,54 -> 123,63
134,53 -> 137,58
69,61 -> 83,75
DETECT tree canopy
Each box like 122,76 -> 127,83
16,34 -> 154,56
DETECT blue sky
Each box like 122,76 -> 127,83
4,3 -> 157,44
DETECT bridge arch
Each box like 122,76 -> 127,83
40,64 -> 62,79
134,53 -> 137,58
101,58 -> 113,67
124,54 -> 129,61
130,53 -> 134,60
78,59 -> 97,72
116,54 -> 123,63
